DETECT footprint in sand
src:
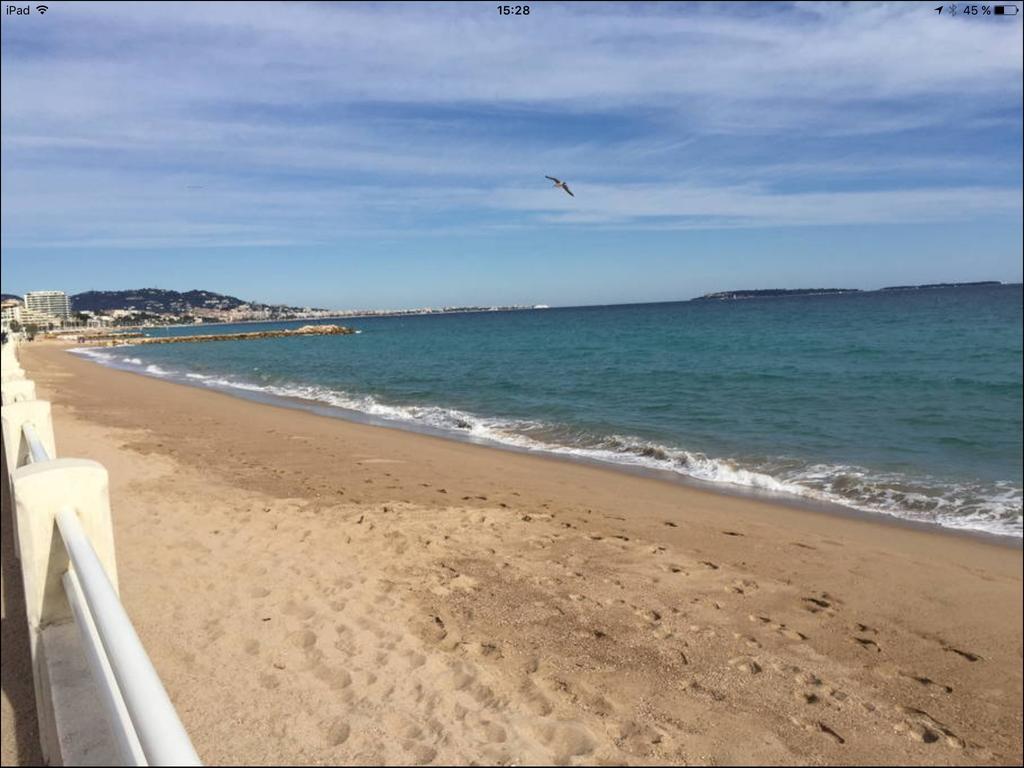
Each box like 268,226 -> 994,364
518,680 -> 554,716
402,650 -> 427,669
312,662 -> 353,691
852,636 -> 881,653
874,664 -> 952,693
732,633 -> 762,649
751,615 -> 807,641
288,628 -> 318,649
402,741 -> 437,765
794,690 -> 820,705
943,645 -> 982,662
258,672 -> 280,690
727,656 -> 762,675
793,670 -> 823,687
726,578 -> 758,595
892,706 -> 965,748
904,673 -> 952,694
282,600 -> 316,620
790,717 -> 845,744
533,720 -> 597,764
802,594 -> 839,616
635,608 -> 662,624
324,719 -> 351,746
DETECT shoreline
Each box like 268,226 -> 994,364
67,342 -> 1021,546
12,341 -> 1023,765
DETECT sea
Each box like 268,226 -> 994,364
72,284 -> 1023,539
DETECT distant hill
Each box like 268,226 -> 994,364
72,288 -> 248,314
880,281 -> 1001,291
70,288 -> 319,314
693,288 -> 860,301
1,293 -> 22,304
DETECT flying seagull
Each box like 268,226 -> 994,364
545,176 -> 574,197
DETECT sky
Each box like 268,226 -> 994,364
1,1 -> 1022,309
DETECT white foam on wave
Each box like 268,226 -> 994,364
68,346 -> 116,363
68,348 -> 1023,538
187,374 -> 1022,537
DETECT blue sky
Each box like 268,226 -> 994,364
2,1 -> 1021,309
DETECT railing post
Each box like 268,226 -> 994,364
10,459 -> 121,764
12,458 -> 119,627
1,352 -> 26,381
1,379 -> 37,405
1,399 -> 57,480
1,399 -> 55,563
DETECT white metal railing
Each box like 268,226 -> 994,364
62,567 -> 148,766
2,341 -> 201,766
22,422 -> 50,464
56,504 -> 198,765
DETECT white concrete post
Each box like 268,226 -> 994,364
11,459 -> 119,630
1,379 -> 37,405
10,459 -> 119,767
1,342 -> 20,368
1,399 -> 56,480
2,399 -> 55,563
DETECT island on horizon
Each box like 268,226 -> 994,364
692,281 -> 1004,301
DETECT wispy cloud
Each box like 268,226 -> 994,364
2,1 -> 1021,250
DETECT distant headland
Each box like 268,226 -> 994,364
878,281 -> 1002,292
693,288 -> 859,301
692,282 -> 1003,301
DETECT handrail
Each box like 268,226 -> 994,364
63,569 -> 148,765
22,422 -> 50,464
13,409 -> 201,765
56,507 -> 202,766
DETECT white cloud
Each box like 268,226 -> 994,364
1,1 -> 1021,247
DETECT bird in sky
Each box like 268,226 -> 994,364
545,176 -> 574,197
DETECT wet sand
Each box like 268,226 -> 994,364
4,342 -> 1022,765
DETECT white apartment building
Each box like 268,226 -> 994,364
24,290 -> 71,320
1,300 -> 22,330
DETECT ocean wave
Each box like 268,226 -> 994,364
184,374 -> 1023,537
68,349 -> 1023,538
68,347 -> 116,362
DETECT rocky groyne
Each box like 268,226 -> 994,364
82,324 -> 357,347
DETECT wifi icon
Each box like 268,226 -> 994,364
36,4 -> 49,13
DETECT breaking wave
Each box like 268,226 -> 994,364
67,345 -> 1022,539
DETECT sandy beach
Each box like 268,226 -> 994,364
2,341 -> 1021,765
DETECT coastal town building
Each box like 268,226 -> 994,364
24,290 -> 71,320
1,298 -> 22,331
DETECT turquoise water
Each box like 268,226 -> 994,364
74,285 -> 1023,537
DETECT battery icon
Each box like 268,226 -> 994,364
994,5 -> 1019,13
